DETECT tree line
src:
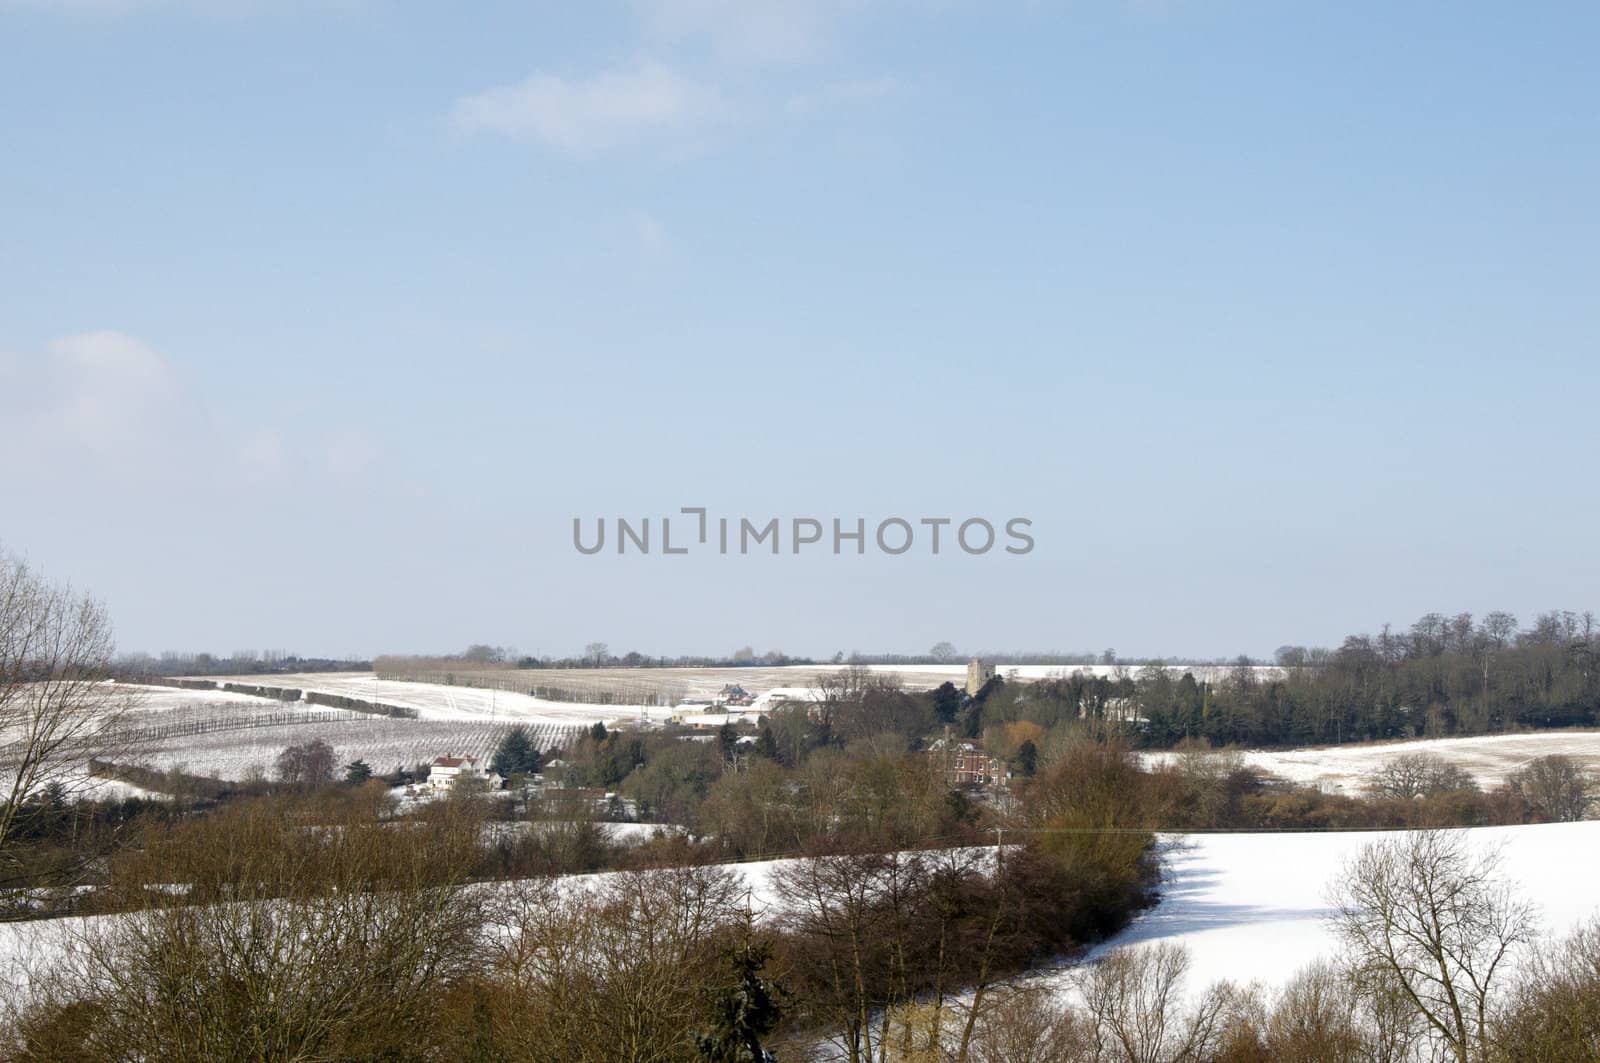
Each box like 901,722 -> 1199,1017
0,776 -> 1158,1061
5,787 -> 1596,1060
955,610 -> 1600,749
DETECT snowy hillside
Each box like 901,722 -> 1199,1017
1059,821 -> 1600,999
195,673 -> 656,725
1142,730 -> 1600,794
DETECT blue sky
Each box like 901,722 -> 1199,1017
2,1 -> 1596,660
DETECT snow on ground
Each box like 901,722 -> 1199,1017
480,820 -> 689,846
178,665 -> 1282,735
1141,730 -> 1600,794
106,683 -> 302,713
314,663 -> 1287,718
135,718 -> 579,781
862,663 -> 1284,684
4,825 -> 1593,1010
0,848 -> 828,990
1050,821 -> 1600,1001
750,686 -> 821,710
51,763 -> 168,803
196,673 -> 661,726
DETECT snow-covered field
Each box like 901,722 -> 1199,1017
863,663 -> 1284,685
1142,730 -> 1600,794
369,663 -> 1284,708
54,763 -> 168,803
135,718 -> 579,781
2,824 -> 1593,1014
1056,821 -> 1600,1000
106,683 -> 312,713
50,682 -> 573,782
196,673 -> 661,725
72,680 -> 1600,803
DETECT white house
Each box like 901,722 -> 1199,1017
427,754 -> 502,792
670,710 -> 757,729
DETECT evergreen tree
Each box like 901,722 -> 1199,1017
751,721 -> 779,761
930,680 -> 963,723
695,938 -> 783,1063
1015,739 -> 1038,777
490,726 -> 541,778
344,759 -> 373,785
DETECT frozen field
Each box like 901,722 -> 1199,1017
372,663 -> 1285,707
80,683 -> 574,783
55,763 -> 168,803
105,683 -> 310,713
373,666 -> 837,707
1142,730 -> 1600,794
196,673 -> 662,725
132,718 -> 580,781
864,663 -> 1284,685
2,826 -> 1592,1012
1054,821 -> 1600,1000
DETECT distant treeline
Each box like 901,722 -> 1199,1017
115,653 -> 371,678
974,609 -> 1600,748
378,648 -> 1213,671
847,652 -> 1227,666
377,650 -> 818,673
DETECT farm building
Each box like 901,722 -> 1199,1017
670,710 -> 758,730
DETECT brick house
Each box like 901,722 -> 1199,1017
926,737 -> 1007,788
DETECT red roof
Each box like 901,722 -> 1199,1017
432,755 -> 475,768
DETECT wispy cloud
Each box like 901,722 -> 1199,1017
0,331 -> 386,491
2,331 -> 191,467
452,63 -> 722,156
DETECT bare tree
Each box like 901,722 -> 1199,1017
461,643 -> 506,664
6,792 -> 484,1060
480,863 -> 747,1062
1073,942 -> 1229,1063
1506,754 -> 1596,822
806,664 -> 878,746
963,987 -> 1091,1063
1493,916 -> 1600,1061
1259,959 -> 1421,1063
1368,753 -> 1477,801
1328,830 -> 1536,1063
772,850 -> 895,1063
276,739 -> 337,787
0,550 -> 125,863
